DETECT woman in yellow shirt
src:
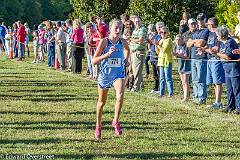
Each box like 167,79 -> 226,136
156,26 -> 174,97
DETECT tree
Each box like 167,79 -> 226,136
215,0 -> 240,31
0,0 -> 72,28
127,0 -> 217,33
50,0 -> 73,20
70,0 -> 130,22
20,0 -> 42,27
0,0 -> 24,26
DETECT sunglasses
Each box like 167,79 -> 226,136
161,32 -> 167,34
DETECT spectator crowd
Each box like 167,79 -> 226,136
0,11 -> 240,115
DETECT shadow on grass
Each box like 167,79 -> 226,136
0,93 -> 97,102
0,119 -> 199,131
54,152 -> 238,159
0,111 -> 96,115
0,75 -> 26,78
0,138 -> 61,145
9,89 -> 55,93
0,72 -> 36,75
0,81 -> 70,87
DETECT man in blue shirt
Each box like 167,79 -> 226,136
0,22 -> 6,54
147,23 -> 162,93
188,13 -> 209,105
201,17 -> 225,109
215,25 -> 240,115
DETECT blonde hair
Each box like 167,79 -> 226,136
73,19 -> 82,29
109,19 -> 123,28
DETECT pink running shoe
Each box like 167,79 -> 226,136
112,121 -> 123,136
95,125 -> 102,140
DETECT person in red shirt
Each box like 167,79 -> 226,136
92,16 -> 109,79
16,21 -> 26,61
93,16 -> 108,47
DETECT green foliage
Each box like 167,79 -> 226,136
216,0 -> 240,30
0,0 -> 24,26
70,0 -> 130,22
43,0 -> 73,21
20,0 -> 42,27
0,0 -> 72,28
127,0 -> 217,33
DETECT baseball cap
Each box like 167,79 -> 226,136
188,18 -> 196,24
197,13 -> 206,21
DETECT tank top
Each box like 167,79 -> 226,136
98,38 -> 125,87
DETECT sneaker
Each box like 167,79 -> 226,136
234,110 -> 240,115
131,88 -> 138,92
154,91 -> 160,95
206,103 -> 223,110
223,107 -> 235,113
17,58 -> 23,61
126,87 -> 132,91
95,125 -> 102,140
112,121 -> 123,136
149,90 -> 156,94
87,75 -> 93,80
195,99 -> 206,105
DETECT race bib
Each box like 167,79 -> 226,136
108,58 -> 121,67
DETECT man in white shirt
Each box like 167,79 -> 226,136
56,21 -> 67,70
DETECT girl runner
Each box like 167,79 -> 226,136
93,19 -> 130,140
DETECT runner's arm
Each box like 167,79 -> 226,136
92,39 -> 110,65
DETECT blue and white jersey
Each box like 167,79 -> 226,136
98,38 -> 125,88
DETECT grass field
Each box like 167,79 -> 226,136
0,53 -> 240,160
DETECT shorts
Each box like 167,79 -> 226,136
207,58 -> 225,85
98,73 -> 125,89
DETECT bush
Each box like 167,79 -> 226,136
215,0 -> 240,31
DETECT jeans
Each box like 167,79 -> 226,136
145,52 -> 150,75
86,53 -> 93,75
159,63 -> 173,96
13,40 -> 18,58
226,76 -> 240,111
18,42 -> 25,58
48,44 -> 55,67
191,59 -> 207,101
151,61 -> 159,91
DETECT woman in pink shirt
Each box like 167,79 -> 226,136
71,19 -> 84,74
38,25 -> 46,62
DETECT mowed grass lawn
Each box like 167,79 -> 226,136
0,53 -> 240,160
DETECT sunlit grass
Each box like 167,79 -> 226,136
0,51 -> 239,160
